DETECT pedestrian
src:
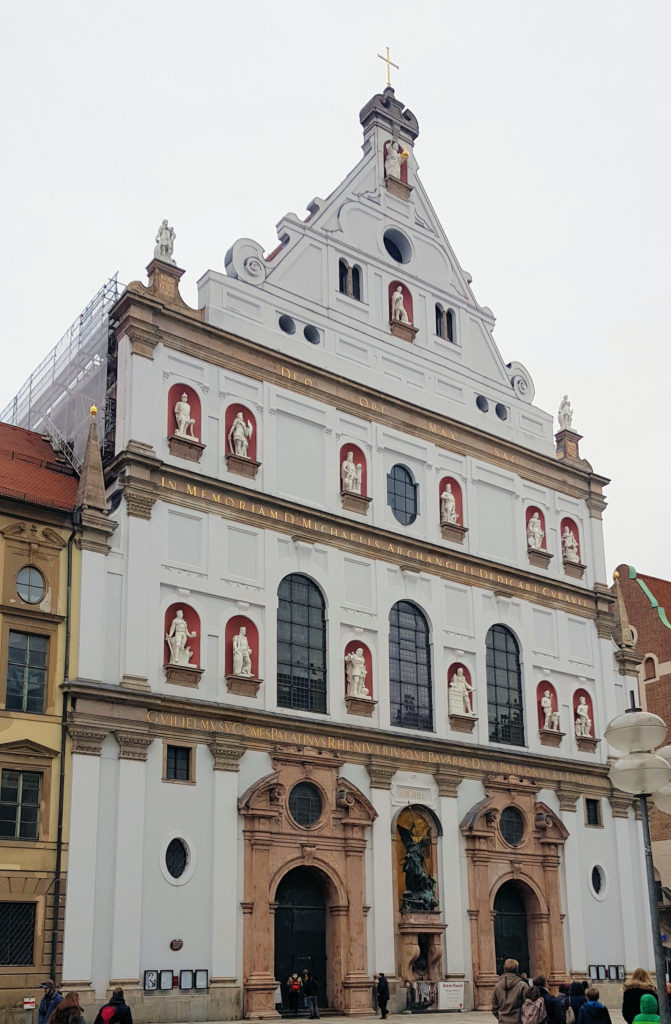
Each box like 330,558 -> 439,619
492,958 -> 529,1024
48,993 -> 86,1024
93,988 -> 133,1024
521,986 -> 548,1024
569,981 -> 589,1021
576,988 -> 612,1024
623,970 -> 658,1024
377,972 -> 390,1019
534,975 -> 565,1024
38,981 -> 62,1024
633,993 -> 660,1024
287,973 -> 302,1017
302,972 -> 320,1020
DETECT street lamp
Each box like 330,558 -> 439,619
606,704 -> 671,1024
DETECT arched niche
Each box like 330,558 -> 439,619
388,281 -> 417,343
536,682 -> 563,746
167,383 -> 205,462
439,476 -> 467,544
163,603 -> 203,686
526,506 -> 547,548
339,443 -> 371,516
225,403 -> 260,479
392,804 -> 443,981
344,640 -> 375,717
560,517 -> 584,579
384,140 -> 409,183
526,506 -> 552,569
573,688 -> 597,751
447,662 -> 476,732
225,615 -> 261,697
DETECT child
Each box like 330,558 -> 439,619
633,993 -> 660,1024
577,988 -> 613,1024
521,986 -> 548,1024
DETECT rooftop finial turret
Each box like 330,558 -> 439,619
377,46 -> 399,88
359,86 -> 419,143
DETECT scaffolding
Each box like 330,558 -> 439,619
1,275 -> 122,472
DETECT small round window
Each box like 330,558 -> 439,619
500,806 -> 525,847
17,566 -> 46,604
383,228 -> 412,264
289,782 -> 323,828
166,837 -> 188,879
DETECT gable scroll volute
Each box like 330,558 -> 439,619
335,777 -> 378,826
238,771 -> 285,824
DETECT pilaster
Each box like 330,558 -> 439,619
368,784 -> 396,973
211,743 -> 243,980
110,747 -> 150,979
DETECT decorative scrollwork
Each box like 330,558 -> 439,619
506,361 -> 535,404
244,257 -> 264,278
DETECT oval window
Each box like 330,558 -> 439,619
166,837 -> 188,879
17,566 -> 46,604
499,806 -> 525,847
288,782 -> 323,828
591,865 -> 606,897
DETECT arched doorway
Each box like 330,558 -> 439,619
274,867 -> 327,1009
494,882 -> 530,976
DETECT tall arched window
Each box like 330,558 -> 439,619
351,265 -> 361,301
277,574 -> 327,713
338,259 -> 348,295
446,308 -> 454,343
389,601 -> 433,731
486,625 -> 524,746
387,464 -> 418,525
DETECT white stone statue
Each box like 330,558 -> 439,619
562,525 -> 580,563
165,609 -> 196,666
448,667 -> 474,716
345,647 -> 369,699
575,695 -> 592,738
173,392 -> 197,440
385,140 -> 403,180
391,285 -> 410,324
527,511 -> 544,550
228,412 -> 254,458
232,626 -> 253,677
341,451 -> 363,495
540,689 -> 560,731
440,483 -> 459,525
558,394 -> 573,431
154,219 -> 176,265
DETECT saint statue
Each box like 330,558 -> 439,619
391,285 -> 410,324
448,667 -> 474,716
232,626 -> 253,677
228,411 -> 254,458
154,219 -> 176,265
165,609 -> 196,666
341,451 -> 363,495
440,483 -> 459,525
562,525 -> 580,563
385,139 -> 409,180
527,511 -> 544,550
173,393 -> 197,440
397,821 -> 439,913
540,689 -> 560,731
345,647 -> 369,699
558,394 -> 573,431
575,696 -> 592,738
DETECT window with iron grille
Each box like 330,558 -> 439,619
166,746 -> 191,782
500,806 -> 525,847
277,574 -> 327,714
6,631 -> 48,714
585,798 -> 602,827
389,601 -> 433,731
165,838 -> 188,878
486,625 -> 525,746
0,902 -> 36,965
288,782 -> 323,827
387,465 -> 418,525
0,770 -> 41,840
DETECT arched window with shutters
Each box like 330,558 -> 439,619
277,574 -> 327,714
486,625 -> 524,746
389,601 -> 433,731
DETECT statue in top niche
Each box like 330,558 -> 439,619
385,139 -> 409,180
397,820 -> 438,913
174,393 -> 198,440
575,695 -> 592,738
540,689 -> 560,731
165,609 -> 196,666
228,412 -> 254,458
562,525 -> 580,563
440,483 -> 459,525
448,667 -> 474,716
154,219 -> 176,265
232,626 -> 253,677
341,451 -> 363,495
391,285 -> 410,324
527,511 -> 544,550
558,394 -> 573,431
345,647 -> 369,698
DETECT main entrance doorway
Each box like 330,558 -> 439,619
274,867 -> 327,1009
494,882 -> 530,976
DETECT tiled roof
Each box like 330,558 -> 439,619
0,423 -> 78,512
640,572 -> 671,614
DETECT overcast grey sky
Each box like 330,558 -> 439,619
1,1 -> 669,579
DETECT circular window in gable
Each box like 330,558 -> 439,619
17,566 -> 46,604
500,806 -> 525,847
383,228 -> 412,264
289,781 -> 323,828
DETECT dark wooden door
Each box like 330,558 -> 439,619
494,882 -> 530,976
275,867 -> 327,1008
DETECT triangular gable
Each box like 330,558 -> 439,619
0,739 -> 60,761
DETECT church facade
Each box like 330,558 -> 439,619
54,88 -> 652,1018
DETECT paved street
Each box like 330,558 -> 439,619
164,1015 -> 628,1024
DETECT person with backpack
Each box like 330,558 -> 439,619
576,987 -> 612,1024
521,985 -> 548,1024
492,958 -> 529,1024
633,993 -> 660,1024
377,973 -> 390,1019
48,992 -> 86,1024
302,972 -> 320,1020
287,973 -> 303,1017
534,975 -> 566,1024
38,981 -> 63,1024
569,981 -> 589,1021
623,970 -> 658,1024
93,988 -> 133,1024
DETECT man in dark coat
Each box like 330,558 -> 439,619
377,973 -> 390,1019
302,972 -> 320,1019
38,981 -> 62,1024
93,988 -> 133,1024
534,975 -> 566,1024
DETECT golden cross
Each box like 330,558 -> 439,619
377,46 -> 399,88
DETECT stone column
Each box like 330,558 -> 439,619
542,852 -> 567,986
243,836 -> 279,1019
366,762 -> 396,974
342,833 -> 372,1015
470,851 -> 497,1003
210,742 -> 243,984
435,771 -> 464,978
557,786 -> 586,972
109,732 -> 154,985
62,727 -> 107,987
